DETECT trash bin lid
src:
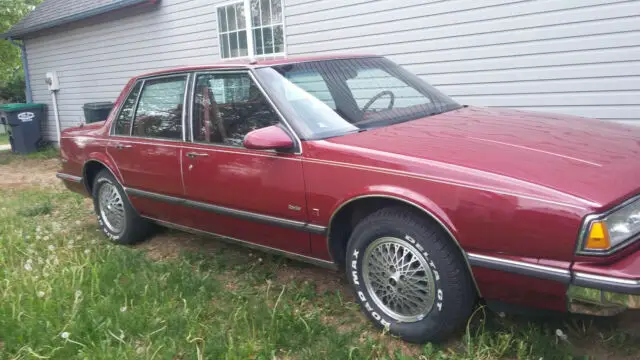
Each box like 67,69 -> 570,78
0,103 -> 45,112
83,102 -> 114,110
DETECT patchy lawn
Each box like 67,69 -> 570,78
0,156 -> 638,359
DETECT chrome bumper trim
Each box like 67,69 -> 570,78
56,172 -> 83,183
573,272 -> 640,295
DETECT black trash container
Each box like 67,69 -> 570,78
0,103 -> 46,154
83,102 -> 113,123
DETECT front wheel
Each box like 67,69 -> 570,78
92,170 -> 152,244
346,207 -> 476,343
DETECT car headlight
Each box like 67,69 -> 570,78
578,197 -> 640,255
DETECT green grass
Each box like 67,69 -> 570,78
0,132 -> 8,146
0,187 -> 638,359
0,145 -> 59,164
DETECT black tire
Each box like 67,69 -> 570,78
92,170 -> 152,245
346,206 -> 476,343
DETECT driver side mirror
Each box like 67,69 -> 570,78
243,125 -> 294,151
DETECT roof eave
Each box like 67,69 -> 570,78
1,0 -> 157,40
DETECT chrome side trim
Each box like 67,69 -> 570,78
145,217 -> 338,270
56,172 -> 83,183
126,187 -> 327,235
573,272 -> 640,295
467,253 -> 571,284
326,194 -> 482,295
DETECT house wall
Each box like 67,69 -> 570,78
285,0 -> 640,125
24,0 -> 640,142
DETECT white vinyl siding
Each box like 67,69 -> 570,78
22,0 -> 640,142
24,0 -> 229,141
286,0 -> 640,125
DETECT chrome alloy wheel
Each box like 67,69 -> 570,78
98,182 -> 125,234
362,237 -> 436,322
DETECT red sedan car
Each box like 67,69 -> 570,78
57,55 -> 640,343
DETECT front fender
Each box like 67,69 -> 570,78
328,184 -> 458,240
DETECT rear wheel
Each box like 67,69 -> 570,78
92,170 -> 152,244
346,207 -> 476,343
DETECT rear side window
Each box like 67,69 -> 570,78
113,81 -> 142,136
131,76 -> 187,140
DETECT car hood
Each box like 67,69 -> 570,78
324,106 -> 640,209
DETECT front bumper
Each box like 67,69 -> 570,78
568,282 -> 640,316
568,251 -> 640,316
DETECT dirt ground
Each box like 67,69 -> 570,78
0,157 -> 61,189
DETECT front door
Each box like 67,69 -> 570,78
107,74 -> 189,223
181,71 -> 311,254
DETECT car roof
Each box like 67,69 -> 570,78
136,54 -> 379,78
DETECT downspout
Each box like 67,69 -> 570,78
8,37 -> 33,103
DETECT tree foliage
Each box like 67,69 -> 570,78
0,0 -> 42,101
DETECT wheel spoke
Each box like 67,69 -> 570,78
362,237 -> 436,322
98,182 -> 125,234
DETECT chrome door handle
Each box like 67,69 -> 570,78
186,152 -> 209,158
115,144 -> 133,150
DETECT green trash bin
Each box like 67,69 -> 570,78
0,103 -> 46,154
83,102 -> 114,123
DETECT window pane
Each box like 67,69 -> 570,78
271,0 -> 282,23
250,0 -> 261,26
262,26 -> 274,54
132,76 -> 186,140
192,73 -> 281,147
227,4 -> 237,31
114,81 -> 142,135
261,0 -> 272,25
230,32 -> 239,58
217,7 -> 227,32
238,30 -> 248,57
235,2 -> 245,29
220,33 -> 229,59
253,28 -> 264,55
273,25 -> 284,53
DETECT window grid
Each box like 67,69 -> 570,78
216,0 -> 285,59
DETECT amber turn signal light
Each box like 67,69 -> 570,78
584,221 -> 611,250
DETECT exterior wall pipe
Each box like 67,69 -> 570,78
8,37 -> 33,103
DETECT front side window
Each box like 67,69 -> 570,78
254,57 -> 461,140
131,76 -> 187,140
192,72 -> 280,147
217,0 -> 284,59
113,81 -> 142,136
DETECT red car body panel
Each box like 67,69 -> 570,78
57,56 -> 640,314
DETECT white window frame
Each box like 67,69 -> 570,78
215,0 -> 286,60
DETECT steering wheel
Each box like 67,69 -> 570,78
362,90 -> 395,112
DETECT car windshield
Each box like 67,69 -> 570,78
253,57 -> 461,140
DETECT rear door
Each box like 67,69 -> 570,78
107,74 -> 190,223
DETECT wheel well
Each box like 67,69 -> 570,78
83,161 -> 108,194
328,197 -> 460,268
